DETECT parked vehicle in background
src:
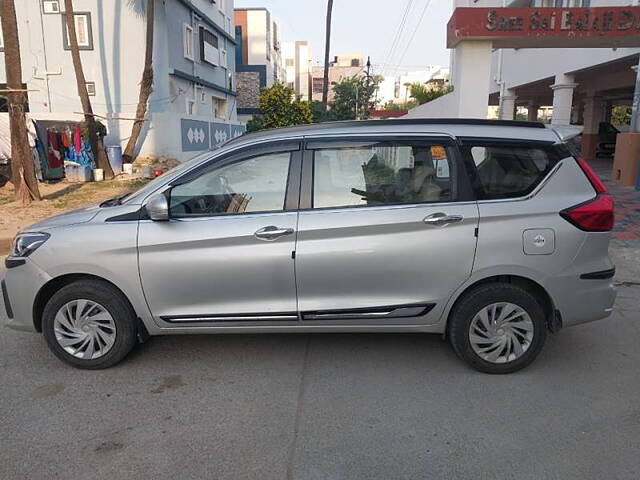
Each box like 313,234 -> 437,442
2,119 -> 616,374
598,121 -> 620,156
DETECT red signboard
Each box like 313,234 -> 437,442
447,7 -> 640,49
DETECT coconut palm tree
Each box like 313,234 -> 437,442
63,0 -> 114,179
122,0 -> 154,163
1,0 -> 41,203
321,0 -> 334,112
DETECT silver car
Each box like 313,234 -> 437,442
2,119 -> 616,373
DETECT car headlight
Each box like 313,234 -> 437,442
10,232 -> 50,257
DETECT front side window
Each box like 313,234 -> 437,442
170,152 -> 291,217
312,143 -> 455,209
467,144 -> 556,199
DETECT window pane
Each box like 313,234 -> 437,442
313,144 -> 454,209
470,145 -> 554,199
75,16 -> 87,45
170,152 -> 291,217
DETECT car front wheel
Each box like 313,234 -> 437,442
42,279 -> 138,369
448,283 -> 547,374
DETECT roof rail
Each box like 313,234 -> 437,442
225,118 -> 547,147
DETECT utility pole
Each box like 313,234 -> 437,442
321,0 -> 334,112
363,56 -> 372,118
632,59 -> 640,190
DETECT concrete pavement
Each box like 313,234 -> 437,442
1,259 -> 639,480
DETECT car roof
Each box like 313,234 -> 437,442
224,119 -> 561,149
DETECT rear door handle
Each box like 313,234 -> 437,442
423,212 -> 464,226
254,226 -> 295,241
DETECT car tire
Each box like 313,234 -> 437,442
448,283 -> 547,374
42,279 -> 138,369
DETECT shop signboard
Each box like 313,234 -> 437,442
448,6 -> 640,48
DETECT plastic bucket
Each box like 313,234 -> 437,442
106,145 -> 123,175
94,168 -> 104,181
65,164 -> 78,182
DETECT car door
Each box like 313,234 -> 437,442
138,142 -> 302,326
294,136 -> 479,325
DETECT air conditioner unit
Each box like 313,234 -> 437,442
43,0 -> 61,14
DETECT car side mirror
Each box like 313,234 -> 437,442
146,193 -> 170,221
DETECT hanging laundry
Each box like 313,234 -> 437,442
47,130 -> 63,169
74,125 -> 82,154
61,131 -> 71,149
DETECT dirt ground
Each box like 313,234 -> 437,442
0,178 -> 149,253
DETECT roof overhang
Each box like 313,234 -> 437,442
447,6 -> 640,49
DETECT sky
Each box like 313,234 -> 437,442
234,0 -> 453,78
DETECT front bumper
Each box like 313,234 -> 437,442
2,258 -> 52,332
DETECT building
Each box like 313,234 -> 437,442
234,7 -> 284,122
378,66 -> 450,105
0,0 -> 243,161
311,53 -> 365,102
283,41 -> 313,101
407,0 -> 640,165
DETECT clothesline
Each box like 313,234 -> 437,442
73,112 -> 148,122
0,88 -> 39,93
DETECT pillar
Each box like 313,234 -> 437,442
499,88 -> 517,120
550,73 -> 578,126
581,94 -> 605,162
452,40 -> 493,118
527,100 -> 539,122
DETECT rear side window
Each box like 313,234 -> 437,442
312,143 -> 455,209
464,144 -> 557,199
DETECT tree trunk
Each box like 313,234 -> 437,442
64,0 -> 114,179
321,0 -> 334,112
1,0 -> 41,204
122,0 -> 154,164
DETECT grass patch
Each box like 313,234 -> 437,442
48,179 -> 150,209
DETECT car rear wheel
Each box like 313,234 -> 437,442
448,283 -> 547,374
42,279 -> 138,369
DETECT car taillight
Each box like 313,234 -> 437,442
560,157 -> 614,232
575,157 -> 607,193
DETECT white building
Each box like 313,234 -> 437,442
283,40 -> 313,101
377,66 -> 450,106
407,0 -> 640,162
0,0 -> 243,161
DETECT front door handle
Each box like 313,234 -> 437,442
255,226 -> 295,241
423,212 -> 464,227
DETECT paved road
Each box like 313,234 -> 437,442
1,263 -> 639,480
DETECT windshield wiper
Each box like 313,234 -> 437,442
100,194 -> 127,207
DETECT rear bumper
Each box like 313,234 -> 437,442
2,258 -> 51,332
547,272 -> 617,328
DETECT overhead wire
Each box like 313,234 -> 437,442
392,0 -> 434,79
381,0 -> 414,76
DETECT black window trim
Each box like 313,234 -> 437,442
166,141 -> 302,220
300,136 -> 474,212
